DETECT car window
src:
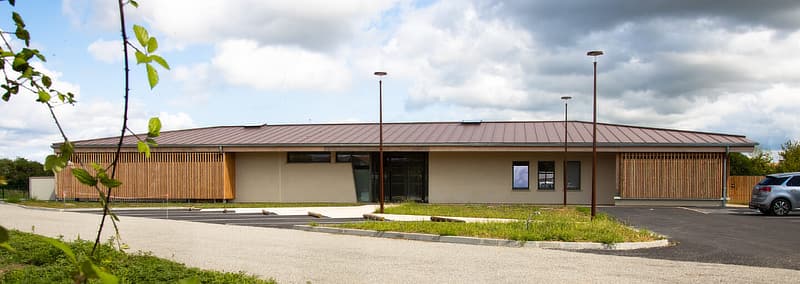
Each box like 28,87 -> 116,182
787,176 -> 800,186
759,176 -> 789,186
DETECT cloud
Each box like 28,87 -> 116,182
87,39 -> 122,63
211,39 -> 352,92
119,0 -> 395,51
0,62 -> 194,162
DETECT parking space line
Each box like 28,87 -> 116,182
677,207 -> 709,214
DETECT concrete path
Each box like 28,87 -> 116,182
1,204 -> 797,283
211,204 -> 379,218
367,213 -> 517,223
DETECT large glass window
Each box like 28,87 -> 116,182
512,161 -> 529,190
566,161 -> 581,190
287,152 -> 331,163
538,161 -> 555,190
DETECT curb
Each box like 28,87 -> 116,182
294,225 -> 670,250
363,213 -> 385,221
430,216 -> 466,223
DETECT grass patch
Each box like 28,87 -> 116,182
341,203 -> 659,244
382,203 -> 544,219
17,200 -> 362,209
0,230 -> 273,283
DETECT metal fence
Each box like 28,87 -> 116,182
0,188 -> 29,200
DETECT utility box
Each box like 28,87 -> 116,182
29,176 -> 56,200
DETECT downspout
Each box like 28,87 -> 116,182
722,146 -> 729,207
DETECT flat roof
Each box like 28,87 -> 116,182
61,121 -> 757,149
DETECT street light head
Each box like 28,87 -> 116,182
374,71 -> 388,77
586,51 -> 604,56
560,96 -> 572,101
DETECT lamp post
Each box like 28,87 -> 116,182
587,50 -> 603,220
561,96 -> 572,208
374,71 -> 387,213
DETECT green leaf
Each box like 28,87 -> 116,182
99,176 -> 122,189
129,0 -> 138,7
132,25 -> 149,47
15,28 -> 30,46
8,0 -> 15,6
72,168 -> 98,186
44,154 -> 67,173
41,237 -> 77,264
148,117 -> 161,137
12,56 -> 27,72
137,141 -> 151,158
36,91 -> 51,102
0,226 -> 14,252
149,54 -> 170,70
146,37 -> 158,53
11,12 -> 24,28
61,142 -> 74,160
42,75 -> 52,88
145,138 -> 158,147
146,63 -> 158,89
0,225 -> 9,243
134,51 -> 149,64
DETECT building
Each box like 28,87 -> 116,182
54,121 -> 756,206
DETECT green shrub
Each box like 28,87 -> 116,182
0,231 -> 274,283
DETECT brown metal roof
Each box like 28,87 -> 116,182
65,121 -> 756,148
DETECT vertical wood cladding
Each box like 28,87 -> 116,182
619,153 -> 724,199
56,152 -> 234,200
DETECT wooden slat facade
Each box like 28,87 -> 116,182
728,175 -> 764,204
619,152 -> 725,199
56,152 -> 235,200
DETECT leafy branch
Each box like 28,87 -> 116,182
0,0 -> 168,282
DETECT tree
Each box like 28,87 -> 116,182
749,147 -> 775,175
777,140 -> 800,172
0,157 -> 52,191
729,148 -> 775,176
729,152 -> 753,176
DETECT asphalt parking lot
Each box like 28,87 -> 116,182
589,206 -> 800,270
83,209 -> 365,228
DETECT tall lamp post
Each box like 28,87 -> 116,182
587,50 -> 603,220
374,71 -> 387,213
561,96 -> 572,208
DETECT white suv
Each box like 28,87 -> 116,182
750,172 -> 800,216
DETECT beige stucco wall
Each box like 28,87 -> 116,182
234,152 -> 356,202
29,176 -> 56,200
429,152 -> 616,205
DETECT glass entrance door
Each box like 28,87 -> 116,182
372,152 -> 428,203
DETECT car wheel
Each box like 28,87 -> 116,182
770,198 -> 791,216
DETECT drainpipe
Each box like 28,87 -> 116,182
722,146 -> 729,208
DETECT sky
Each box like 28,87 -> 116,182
2,0 -> 800,162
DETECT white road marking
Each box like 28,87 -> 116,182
677,207 -> 709,214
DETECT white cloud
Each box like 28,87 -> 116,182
0,61 -> 194,162
211,39 -> 352,92
135,0 -> 393,50
87,39 -> 122,63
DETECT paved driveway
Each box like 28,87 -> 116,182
83,209 -> 365,228
589,206 -> 800,270
2,204 -> 798,283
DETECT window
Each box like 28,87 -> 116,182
758,176 -> 788,186
566,161 -> 581,190
538,161 -> 555,190
512,161 -> 529,190
336,152 -> 353,163
787,176 -> 800,187
287,152 -> 331,163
